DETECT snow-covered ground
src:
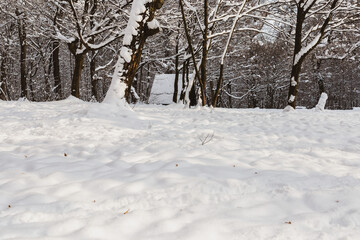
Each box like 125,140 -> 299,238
1,98 -> 360,240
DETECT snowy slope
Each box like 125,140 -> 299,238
1,99 -> 360,240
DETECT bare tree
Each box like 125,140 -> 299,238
285,0 -> 344,110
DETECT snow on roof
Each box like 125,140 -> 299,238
149,74 -> 184,104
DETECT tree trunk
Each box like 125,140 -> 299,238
138,63 -> 143,101
287,0 -> 338,109
189,74 -> 197,106
227,81 -> 232,108
200,0 -> 209,106
212,64 -> 224,107
266,85 -> 274,109
0,54 -> 8,101
287,5 -> 305,109
53,40 -> 62,99
90,50 -> 99,101
179,60 -> 187,102
71,53 -> 84,98
179,0 -> 205,106
52,6 -> 62,100
173,35 -> 180,103
120,0 -> 164,102
89,1 -> 98,101
16,9 -> 27,98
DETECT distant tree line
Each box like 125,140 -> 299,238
0,0 -> 359,109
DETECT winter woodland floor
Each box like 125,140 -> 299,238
0,98 -> 360,240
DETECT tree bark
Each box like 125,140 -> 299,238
16,9 -> 27,98
89,0 -> 98,101
189,68 -> 197,106
173,31 -> 180,103
90,50 -> 99,101
227,81 -> 232,108
200,0 -> 209,106
179,60 -> 187,102
138,63 -> 143,101
52,7 -> 62,99
53,40 -> 62,99
0,54 -> 8,101
71,53 -> 85,98
212,64 -> 224,107
287,6 -> 304,109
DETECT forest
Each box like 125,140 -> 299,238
0,0 -> 359,109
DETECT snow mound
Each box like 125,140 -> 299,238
283,105 -> 295,112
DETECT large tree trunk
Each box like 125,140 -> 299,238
288,62 -> 303,109
105,0 -> 164,103
123,3 -> 163,101
71,53 -> 85,98
212,64 -> 224,107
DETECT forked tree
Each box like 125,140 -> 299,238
286,0 -> 341,109
104,0 -> 164,103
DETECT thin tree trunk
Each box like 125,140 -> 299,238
90,50 -> 99,101
210,80 -> 214,101
44,56 -> 52,101
89,1 -> 98,101
212,1 -> 246,107
16,9 -> 27,98
173,33 -> 180,103
53,40 -> 62,99
0,54 -> 8,100
179,0 -> 205,106
200,0 -> 209,106
227,81 -> 232,108
266,85 -> 274,109
179,60 -> 187,102
52,7 -> 62,99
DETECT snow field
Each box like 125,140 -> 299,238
0,98 -> 360,239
